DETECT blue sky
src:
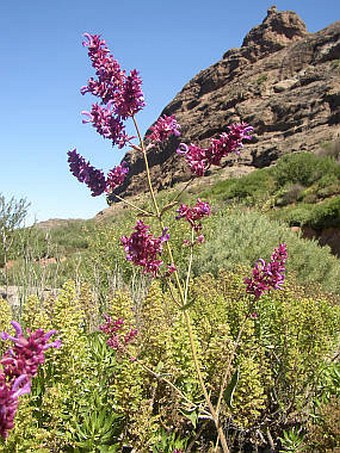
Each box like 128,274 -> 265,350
1,0 -> 339,224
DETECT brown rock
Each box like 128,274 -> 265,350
115,8 -> 340,199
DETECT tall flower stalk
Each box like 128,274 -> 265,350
68,32 -> 287,452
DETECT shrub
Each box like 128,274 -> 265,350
194,209 -> 340,294
273,152 -> 340,188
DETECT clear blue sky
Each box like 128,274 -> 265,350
1,0 -> 339,224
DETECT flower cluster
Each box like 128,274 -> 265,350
121,220 -> 170,276
148,115 -> 181,144
0,321 -> 61,439
245,243 -> 288,299
177,122 -> 253,176
0,373 -> 30,440
106,161 -> 129,193
82,103 -> 132,148
81,33 -> 145,148
176,198 -> 211,232
99,315 -> 138,351
67,149 -> 106,196
67,149 -> 129,196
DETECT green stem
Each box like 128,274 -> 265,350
184,229 -> 195,305
132,116 -> 161,218
132,115 -> 229,453
110,192 -> 154,216
213,312 -> 251,453
170,177 -> 195,204
215,315 -> 249,418
133,356 -> 210,415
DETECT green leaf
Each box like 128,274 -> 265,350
223,368 -> 240,409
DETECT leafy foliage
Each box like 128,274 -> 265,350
1,271 -> 338,451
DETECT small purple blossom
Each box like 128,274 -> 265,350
67,149 -> 106,196
167,263 -> 177,274
121,220 -> 169,276
176,198 -> 211,232
245,243 -> 288,299
99,315 -> 138,351
99,315 -> 124,336
177,123 -> 253,176
106,162 -> 129,193
148,115 -> 181,144
124,328 -> 138,345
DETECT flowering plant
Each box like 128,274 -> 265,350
67,32 -> 287,452
0,321 -> 61,439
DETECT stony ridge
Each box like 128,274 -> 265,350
115,7 -> 340,198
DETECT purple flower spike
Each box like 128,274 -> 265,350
67,149 -> 106,196
121,220 -> 169,276
115,69 -> 145,119
177,122 -> 253,176
0,322 -> 61,439
148,115 -> 181,144
1,325 -> 62,380
81,33 -> 125,104
245,243 -> 288,299
99,316 -> 138,351
82,103 -> 131,149
176,198 -> 211,232
176,143 -> 208,176
105,161 -> 129,193
79,32 -> 145,148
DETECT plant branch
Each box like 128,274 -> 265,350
110,193 -> 154,216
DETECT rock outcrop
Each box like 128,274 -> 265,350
116,7 -> 340,198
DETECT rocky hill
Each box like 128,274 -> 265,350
116,6 -> 340,198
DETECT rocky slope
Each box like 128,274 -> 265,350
115,6 -> 340,198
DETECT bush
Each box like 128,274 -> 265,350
273,152 -> 340,188
193,209 -> 340,294
201,168 -> 275,204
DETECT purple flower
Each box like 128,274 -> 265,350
105,162 -> 129,193
176,198 -> 211,232
177,122 -> 253,176
124,328 -> 138,345
115,69 -> 145,119
121,220 -> 169,276
80,33 -> 145,147
1,322 -> 61,380
99,315 -> 124,336
0,373 -> 31,439
82,103 -> 131,149
244,243 -> 288,299
176,143 -> 208,176
81,33 -> 125,104
99,315 -> 138,351
67,149 -> 106,196
0,322 -> 61,439
148,115 -> 181,144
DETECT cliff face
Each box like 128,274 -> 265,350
117,7 -> 340,198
